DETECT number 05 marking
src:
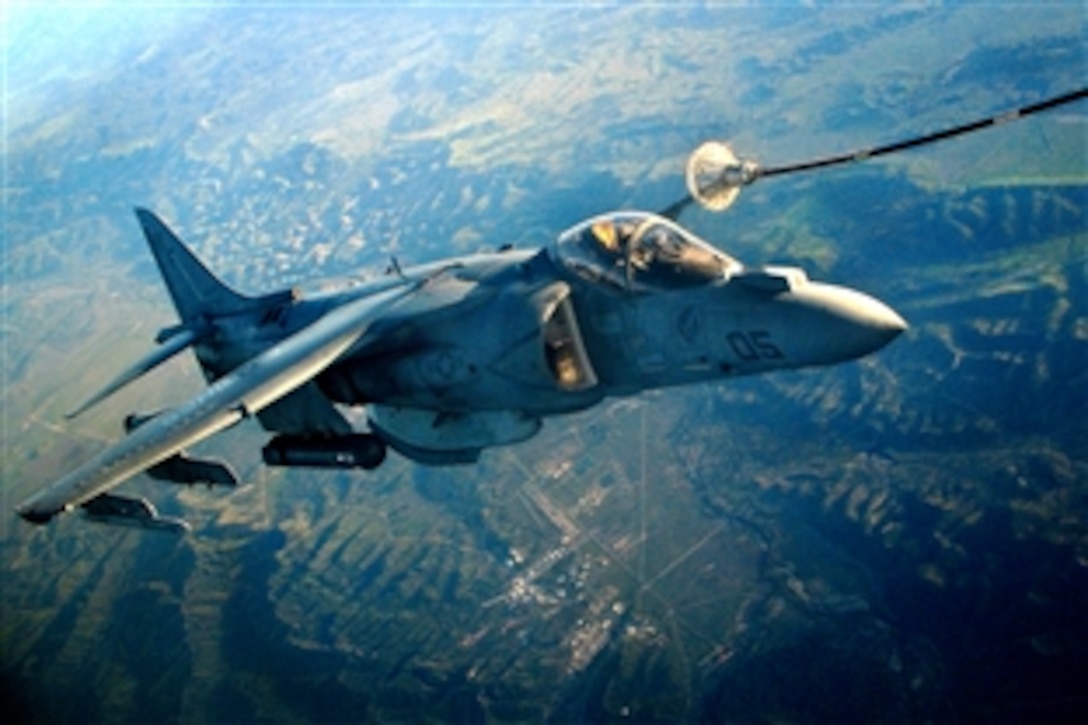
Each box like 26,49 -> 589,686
727,330 -> 784,361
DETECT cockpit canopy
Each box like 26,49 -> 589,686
550,211 -> 741,293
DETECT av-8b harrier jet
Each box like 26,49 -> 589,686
17,208 -> 905,532
17,88 -> 1085,532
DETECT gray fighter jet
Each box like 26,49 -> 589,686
19,87 -> 1083,531
16,208 -> 904,530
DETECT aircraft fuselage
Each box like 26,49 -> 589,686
202,235 -> 904,423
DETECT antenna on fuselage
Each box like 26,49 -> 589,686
387,256 -> 405,279
660,86 -> 1088,219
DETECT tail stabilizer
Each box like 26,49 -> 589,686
65,210 -> 298,418
66,327 -> 202,418
135,208 -> 256,323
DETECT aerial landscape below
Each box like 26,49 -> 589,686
2,4 -> 1086,722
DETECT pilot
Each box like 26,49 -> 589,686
590,220 -> 619,251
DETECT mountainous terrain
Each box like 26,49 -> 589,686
3,5 -> 1085,721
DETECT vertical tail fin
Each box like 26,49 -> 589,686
135,208 -> 255,323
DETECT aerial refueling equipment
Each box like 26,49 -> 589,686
662,87 -> 1088,219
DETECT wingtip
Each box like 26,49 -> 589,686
64,391 -> 106,420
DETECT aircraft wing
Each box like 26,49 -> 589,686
16,284 -> 413,526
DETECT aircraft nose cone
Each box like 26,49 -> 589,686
792,283 -> 907,363
827,286 -> 907,357
854,294 -> 908,346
